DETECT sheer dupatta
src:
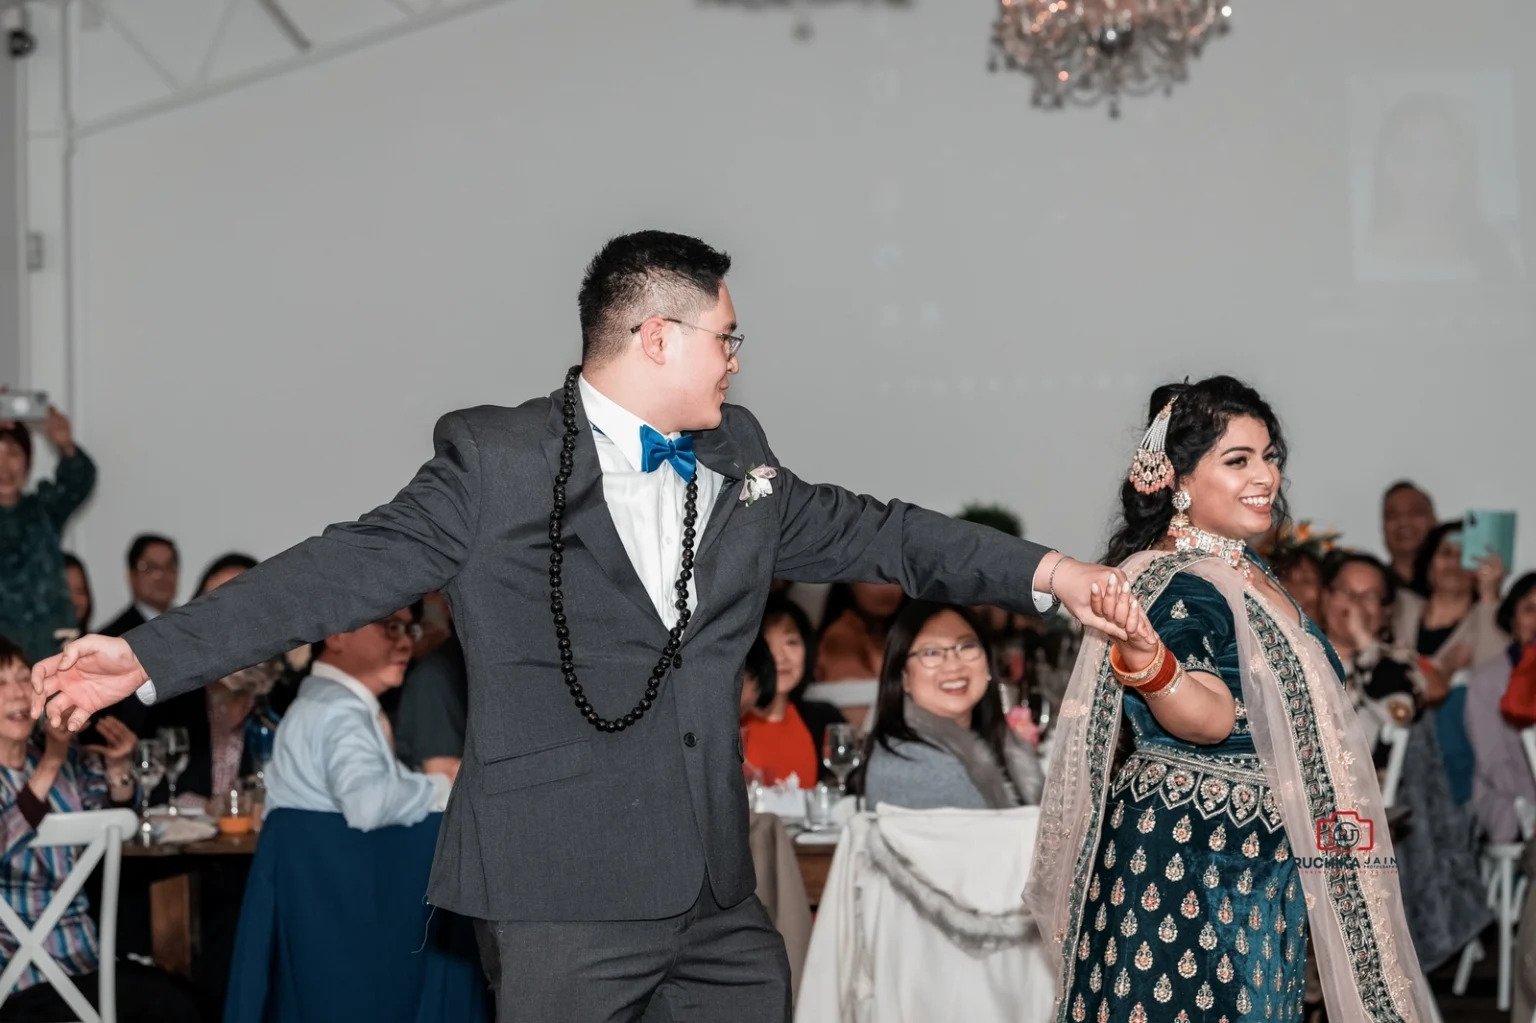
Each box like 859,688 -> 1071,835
1023,551 -> 1436,1023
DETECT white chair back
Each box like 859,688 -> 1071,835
1378,722 -> 1411,807
0,808 -> 138,1023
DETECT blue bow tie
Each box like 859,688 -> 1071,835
639,425 -> 697,480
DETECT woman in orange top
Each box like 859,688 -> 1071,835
814,582 -> 905,729
740,633 -> 818,790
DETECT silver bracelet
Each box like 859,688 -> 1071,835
1047,554 -> 1068,602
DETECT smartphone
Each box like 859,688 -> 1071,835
0,389 -> 48,421
1461,509 -> 1516,571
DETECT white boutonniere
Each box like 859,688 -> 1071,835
739,465 -> 777,506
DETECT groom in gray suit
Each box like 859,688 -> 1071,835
34,231 -> 1128,1022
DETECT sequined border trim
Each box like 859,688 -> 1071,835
1111,747 -> 1284,834
1246,596 -> 1405,1022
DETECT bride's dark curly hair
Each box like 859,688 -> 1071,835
1102,376 -> 1292,566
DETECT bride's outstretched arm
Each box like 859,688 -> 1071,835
1091,574 -> 1236,745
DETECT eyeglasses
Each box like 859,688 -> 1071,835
134,561 -> 178,575
629,317 -> 745,356
376,619 -> 424,642
906,639 -> 986,670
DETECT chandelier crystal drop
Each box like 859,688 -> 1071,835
991,0 -> 1233,118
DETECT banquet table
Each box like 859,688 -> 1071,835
120,830 -> 838,976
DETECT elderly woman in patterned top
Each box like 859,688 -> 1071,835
1025,377 -> 1435,1023
0,635 -> 201,1021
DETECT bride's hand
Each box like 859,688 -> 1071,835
1089,574 -> 1161,671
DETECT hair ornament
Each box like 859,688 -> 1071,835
1128,398 -> 1177,494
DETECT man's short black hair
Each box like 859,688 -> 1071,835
127,534 -> 178,571
577,231 -> 731,365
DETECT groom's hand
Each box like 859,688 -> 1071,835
30,635 -> 151,731
1035,553 -> 1132,641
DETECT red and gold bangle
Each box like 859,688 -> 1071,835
1144,666 -> 1185,701
1110,642 -> 1166,686
1135,654 -> 1180,695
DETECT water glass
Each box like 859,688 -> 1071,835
821,724 -> 861,795
157,726 -> 190,815
804,783 -> 836,831
133,738 -> 166,844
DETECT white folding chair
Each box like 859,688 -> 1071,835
1454,728 -> 1536,1009
1378,721 -> 1410,807
0,809 -> 138,1023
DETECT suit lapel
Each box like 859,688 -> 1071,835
541,388 -> 662,629
691,421 -> 743,565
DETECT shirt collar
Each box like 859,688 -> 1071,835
308,660 -> 382,715
578,374 -> 677,473
135,602 -> 162,623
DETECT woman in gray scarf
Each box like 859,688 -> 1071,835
860,601 -> 1043,810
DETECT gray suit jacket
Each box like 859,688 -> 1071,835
125,384 -> 1051,922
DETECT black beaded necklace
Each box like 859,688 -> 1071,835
550,366 -> 698,732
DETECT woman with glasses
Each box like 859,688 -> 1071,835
859,601 -> 1043,811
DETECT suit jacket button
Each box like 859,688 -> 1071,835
683,732 -> 697,748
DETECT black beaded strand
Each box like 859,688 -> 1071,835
550,366 -> 697,732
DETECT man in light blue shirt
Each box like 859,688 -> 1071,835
264,603 -> 451,831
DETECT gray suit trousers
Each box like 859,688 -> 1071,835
473,881 -> 791,1023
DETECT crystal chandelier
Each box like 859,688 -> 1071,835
991,0 -> 1232,117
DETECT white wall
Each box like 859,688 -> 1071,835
21,0 -> 1536,616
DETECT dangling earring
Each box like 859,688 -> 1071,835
1170,489 -> 1192,531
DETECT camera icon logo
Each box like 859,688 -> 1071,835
1316,809 -> 1374,853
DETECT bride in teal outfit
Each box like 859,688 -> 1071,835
1025,377 -> 1436,1023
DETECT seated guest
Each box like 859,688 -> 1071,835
1321,552 -> 1420,753
0,409 -> 96,664
1382,481 -> 1437,590
1391,520 -> 1509,704
760,596 -> 844,760
740,635 -> 817,788
1465,572 -> 1536,843
861,602 -> 1043,810
1272,545 -> 1325,625
97,534 -> 181,734
61,553 -> 92,635
0,637 -> 200,1023
265,605 -> 450,831
143,554 -> 284,808
100,534 -> 179,638
814,582 -> 906,729
394,602 -> 467,785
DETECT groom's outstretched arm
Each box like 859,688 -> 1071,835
128,411 -> 482,704
741,412 -> 1125,632
770,460 -> 1050,617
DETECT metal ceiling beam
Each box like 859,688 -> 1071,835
71,0 -> 517,140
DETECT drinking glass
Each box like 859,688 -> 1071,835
804,782 -> 836,831
821,724 -> 861,795
157,727 -> 190,815
133,738 -> 166,844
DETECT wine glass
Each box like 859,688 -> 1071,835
133,738 -> 166,844
821,724 -> 861,795
157,727 -> 190,815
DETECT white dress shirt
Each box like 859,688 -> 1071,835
263,660 -> 451,832
578,376 -> 723,626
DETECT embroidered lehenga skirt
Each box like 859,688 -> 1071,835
1065,745 -> 1309,1023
